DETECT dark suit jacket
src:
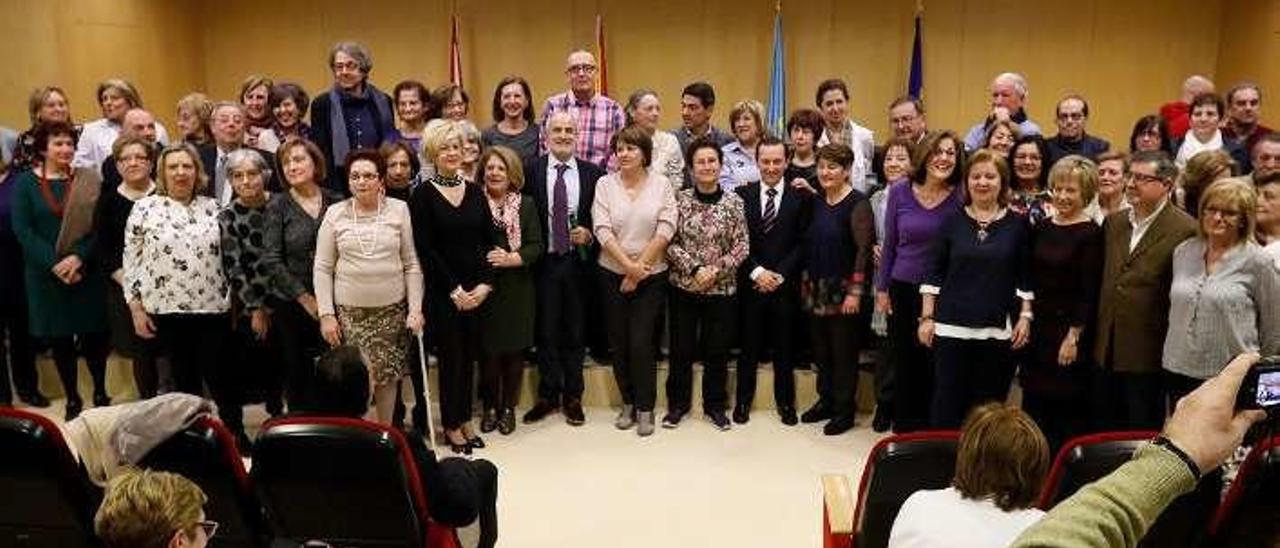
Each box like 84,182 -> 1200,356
1093,203 -> 1197,373
196,144 -> 281,199
523,155 -> 605,263
734,182 -> 812,283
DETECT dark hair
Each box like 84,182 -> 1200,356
1130,150 -> 1179,183
611,125 -> 653,168
1008,134 -> 1050,192
490,76 -> 535,124
269,82 -> 310,118
911,130 -> 964,188
429,84 -> 469,120
876,137 -> 915,183
888,95 -> 925,115
681,81 -> 716,108
816,143 -> 855,170
379,140 -> 421,179
277,138 -> 328,186
755,134 -> 788,161
393,80 -> 430,120
32,121 -> 78,159
300,346 -> 370,418
815,79 -> 849,107
1225,82 -> 1261,107
1128,115 -> 1172,154
1253,132 -> 1280,159
1190,93 -> 1225,118
952,403 -> 1049,512
1055,94 -> 1090,118
786,108 -> 825,140
965,148 -> 1012,206
685,135 -> 724,167
344,149 -> 386,178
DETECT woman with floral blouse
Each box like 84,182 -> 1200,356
662,136 -> 748,431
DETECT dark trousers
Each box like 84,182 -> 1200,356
229,315 -> 282,415
1022,388 -> 1088,452
666,288 -> 735,414
737,283 -> 799,409
48,332 -> 110,402
273,299 -> 325,411
599,269 -> 666,411
0,289 -> 38,402
433,300 -> 484,430
481,351 -> 524,411
534,254 -> 588,403
810,313 -> 866,419
887,281 -> 933,432
1090,367 -> 1165,431
154,313 -> 241,431
930,336 -> 1014,428
1162,370 -> 1204,417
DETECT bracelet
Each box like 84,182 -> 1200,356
1152,435 -> 1201,479
1019,310 -> 1034,320
918,315 -> 934,322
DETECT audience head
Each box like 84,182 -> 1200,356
815,79 -> 851,129
1181,74 -> 1215,103
422,119 -> 467,173
888,96 -> 927,142
1189,93 -> 1225,138
611,124 -> 653,171
301,345 -> 371,417
1197,178 -> 1256,246
1225,83 -> 1262,129
680,81 -> 717,131
113,135 -> 156,185
277,138 -> 327,189
786,108 -> 825,156
952,403 -> 1050,512
687,135 -> 725,189
393,80 -> 430,127
545,110 -> 578,162
432,84 -> 470,121
1054,94 -> 1090,140
270,82 -> 310,130
1256,171 -> 1280,242
97,78 -> 142,122
755,134 -> 788,186
990,72 -> 1028,113
1009,134 -> 1048,191
329,41 -> 373,92
209,102 -> 247,148
879,137 -> 914,183
480,145 -> 525,196
1180,149 -> 1237,217
491,76 -> 534,124
1252,132 -> 1280,180
1095,150 -> 1129,205
27,85 -> 71,126
238,75 -> 274,124
624,89 -> 662,132
155,143 -> 208,201
816,143 -> 855,193
729,99 -> 765,146
33,121 -> 78,170
345,149 -> 386,204
176,93 -> 214,145
1126,150 -> 1178,212
912,130 -> 963,188
1129,115 -> 1171,154
1047,155 -> 1099,220
379,141 -> 419,190
982,119 -> 1020,158
964,148 -> 1011,207
95,469 -> 212,548
565,49 -> 599,98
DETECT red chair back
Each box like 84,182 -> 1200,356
0,407 -> 99,548
1038,430 -> 1157,509
852,431 -> 960,548
1208,435 -> 1280,546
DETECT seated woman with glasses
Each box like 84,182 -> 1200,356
94,468 -> 217,548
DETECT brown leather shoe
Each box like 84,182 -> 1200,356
522,399 -> 559,424
564,398 -> 586,426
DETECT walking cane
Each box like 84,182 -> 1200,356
415,331 -> 437,453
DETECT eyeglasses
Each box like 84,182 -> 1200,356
332,61 -> 361,72
566,64 -> 597,75
196,520 -> 219,539
349,172 -> 380,182
1129,172 -> 1165,184
890,114 -> 917,125
1204,206 -> 1242,220
1058,112 -> 1086,121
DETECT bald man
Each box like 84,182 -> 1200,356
1160,75 -> 1214,140
539,49 -> 625,167
100,108 -> 162,189
962,72 -> 1043,151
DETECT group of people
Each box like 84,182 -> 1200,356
1,40 -> 1278,456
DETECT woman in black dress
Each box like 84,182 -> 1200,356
1021,155 -> 1103,448
411,120 -> 498,454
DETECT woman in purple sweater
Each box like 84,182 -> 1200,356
873,131 -> 963,432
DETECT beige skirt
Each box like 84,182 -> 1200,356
336,300 -> 410,387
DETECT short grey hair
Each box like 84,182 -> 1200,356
329,41 -> 373,74
210,101 -> 246,118
223,148 -> 273,182
993,72 -> 1028,99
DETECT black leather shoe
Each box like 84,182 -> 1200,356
498,408 -> 516,435
564,398 -> 586,426
800,402 -> 833,424
64,397 -> 83,421
522,399 -> 559,424
19,391 -> 51,408
93,392 -> 111,408
872,406 -> 893,433
732,404 -> 750,424
824,414 -> 857,436
479,409 -> 499,433
447,431 -> 471,455
778,406 -> 798,426
467,435 -> 485,449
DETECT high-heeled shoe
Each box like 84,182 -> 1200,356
446,431 -> 471,455
466,434 -> 486,449
64,397 -> 83,421
93,391 -> 111,408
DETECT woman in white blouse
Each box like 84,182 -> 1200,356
123,143 -> 241,440
314,150 -> 425,424
621,89 -> 684,189
73,79 -> 169,172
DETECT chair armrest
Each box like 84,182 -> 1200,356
823,473 -> 855,548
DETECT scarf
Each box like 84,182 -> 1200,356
328,82 -> 394,169
488,192 -> 523,251
1176,129 -> 1223,167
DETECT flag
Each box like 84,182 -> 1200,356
449,14 -> 463,87
766,1 -> 786,138
595,15 -> 609,97
907,2 -> 923,99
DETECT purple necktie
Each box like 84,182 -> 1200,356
552,163 -> 571,254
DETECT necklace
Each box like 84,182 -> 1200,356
350,199 -> 383,258
434,174 -> 463,188
968,205 -> 1001,243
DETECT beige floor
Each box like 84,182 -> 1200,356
23,359 -> 889,548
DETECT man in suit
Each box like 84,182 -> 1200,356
522,110 -> 605,426
1093,150 -> 1197,431
99,108 -> 161,190
733,135 -> 811,425
198,101 -> 279,206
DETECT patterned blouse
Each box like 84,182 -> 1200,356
123,195 -> 229,315
219,199 -> 276,316
666,187 -> 749,295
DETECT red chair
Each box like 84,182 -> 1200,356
0,407 -> 99,548
252,416 -> 459,548
823,431 -> 960,548
139,415 -> 267,548
1207,435 -> 1280,546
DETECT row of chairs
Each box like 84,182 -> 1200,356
823,430 -> 1280,548
0,407 -> 461,548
